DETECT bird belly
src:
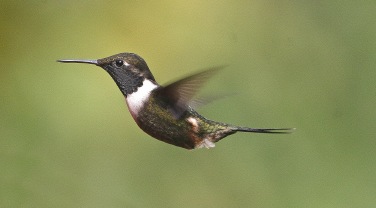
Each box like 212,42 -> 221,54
133,103 -> 200,149
127,96 -> 234,149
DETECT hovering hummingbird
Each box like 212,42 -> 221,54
58,52 -> 293,149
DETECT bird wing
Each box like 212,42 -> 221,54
153,66 -> 225,118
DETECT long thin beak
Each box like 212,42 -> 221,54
57,59 -> 98,65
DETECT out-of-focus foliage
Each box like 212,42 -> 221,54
1,1 -> 375,207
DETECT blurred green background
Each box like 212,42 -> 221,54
1,0 -> 375,207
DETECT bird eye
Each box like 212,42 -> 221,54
115,60 -> 124,67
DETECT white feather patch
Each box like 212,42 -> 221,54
187,117 -> 199,133
126,79 -> 158,116
196,138 -> 216,149
187,116 -> 216,149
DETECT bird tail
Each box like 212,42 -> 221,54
234,126 -> 295,134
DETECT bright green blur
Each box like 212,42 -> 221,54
1,1 -> 375,207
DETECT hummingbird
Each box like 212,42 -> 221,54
58,52 -> 294,149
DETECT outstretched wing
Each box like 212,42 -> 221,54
153,66 -> 226,118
